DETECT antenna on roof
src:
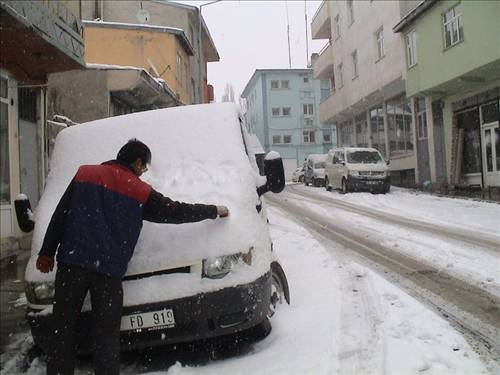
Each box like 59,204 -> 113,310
285,1 -> 292,68
305,0 -> 309,67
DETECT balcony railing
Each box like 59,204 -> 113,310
313,41 -> 333,80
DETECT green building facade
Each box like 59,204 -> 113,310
394,0 -> 500,188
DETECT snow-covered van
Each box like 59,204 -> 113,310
18,103 -> 289,353
304,154 -> 327,187
325,147 -> 391,194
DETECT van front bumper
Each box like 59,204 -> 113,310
27,271 -> 271,353
347,175 -> 391,191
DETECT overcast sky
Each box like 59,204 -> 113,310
174,0 -> 324,102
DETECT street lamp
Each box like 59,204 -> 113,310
198,0 -> 221,103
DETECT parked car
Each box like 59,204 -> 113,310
17,103 -> 290,354
292,166 -> 305,183
325,147 -> 391,194
304,154 -> 327,187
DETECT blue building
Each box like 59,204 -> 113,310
241,69 -> 336,179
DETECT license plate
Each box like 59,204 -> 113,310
121,309 -> 175,331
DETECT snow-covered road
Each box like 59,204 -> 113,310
1,186 -> 499,374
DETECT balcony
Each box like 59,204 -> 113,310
319,90 -> 347,124
311,1 -> 331,40
0,0 -> 85,83
313,41 -> 334,80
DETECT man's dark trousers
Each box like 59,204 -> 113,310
47,263 -> 123,375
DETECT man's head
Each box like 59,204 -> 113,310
117,139 -> 151,176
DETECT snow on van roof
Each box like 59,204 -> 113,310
307,154 -> 327,162
27,103 -> 269,282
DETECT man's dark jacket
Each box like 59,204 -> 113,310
39,161 -> 217,278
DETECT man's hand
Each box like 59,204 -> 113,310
36,255 -> 54,273
216,205 -> 229,218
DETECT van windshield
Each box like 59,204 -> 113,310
314,162 -> 325,168
346,151 -> 382,164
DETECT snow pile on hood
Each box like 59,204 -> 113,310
27,103 -> 266,282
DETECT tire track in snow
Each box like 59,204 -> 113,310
287,185 -> 500,254
266,194 -> 500,369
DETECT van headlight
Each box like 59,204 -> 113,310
348,170 -> 360,177
25,282 -> 55,305
202,248 -> 253,279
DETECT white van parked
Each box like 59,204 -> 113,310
325,147 -> 391,194
304,154 -> 327,187
16,103 -> 289,354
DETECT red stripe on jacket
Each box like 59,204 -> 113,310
74,163 -> 152,203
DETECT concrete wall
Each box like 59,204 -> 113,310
84,26 -> 190,104
47,69 -> 109,124
405,0 -> 500,97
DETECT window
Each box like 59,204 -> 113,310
282,107 -> 291,116
272,107 -> 280,116
175,53 -> 182,82
303,104 -> 314,116
347,0 -> 354,25
355,113 -> 368,147
303,77 -> 309,83
284,135 -> 292,144
375,27 -> 384,60
323,133 -> 332,143
370,106 -> 385,156
405,30 -> 417,68
443,3 -> 463,48
337,63 -> 344,88
351,50 -> 358,78
0,75 -> 10,204
281,80 -> 290,89
387,95 -> 413,155
334,14 -> 341,39
416,97 -> 428,139
271,80 -> 279,89
303,130 -> 316,143
341,121 -> 354,147
272,135 -> 282,144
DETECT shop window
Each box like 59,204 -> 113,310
387,95 -> 413,155
457,109 -> 481,174
416,98 -> 427,139
481,101 -> 499,124
370,106 -> 384,156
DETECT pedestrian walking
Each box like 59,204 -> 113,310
36,139 -> 229,375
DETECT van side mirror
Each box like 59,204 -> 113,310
386,159 -> 391,165
14,194 -> 35,232
257,151 -> 285,196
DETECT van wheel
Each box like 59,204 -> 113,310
325,177 -> 331,191
341,178 -> 350,194
268,262 -> 290,318
298,175 -> 304,183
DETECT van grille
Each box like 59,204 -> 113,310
122,266 -> 191,281
359,171 -> 385,176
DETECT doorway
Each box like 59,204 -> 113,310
480,100 -> 500,187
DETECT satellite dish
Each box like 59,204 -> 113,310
137,9 -> 150,23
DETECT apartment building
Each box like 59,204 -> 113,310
80,0 -> 219,104
242,69 -> 336,179
83,20 -> 194,104
312,0 -> 419,187
394,0 -> 500,189
0,0 -> 85,255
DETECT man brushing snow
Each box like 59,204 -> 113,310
36,139 -> 229,375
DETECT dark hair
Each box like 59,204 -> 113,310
117,139 -> 151,165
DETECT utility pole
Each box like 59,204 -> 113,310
198,1 -> 221,103
285,1 -> 291,68
305,0 -> 309,67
